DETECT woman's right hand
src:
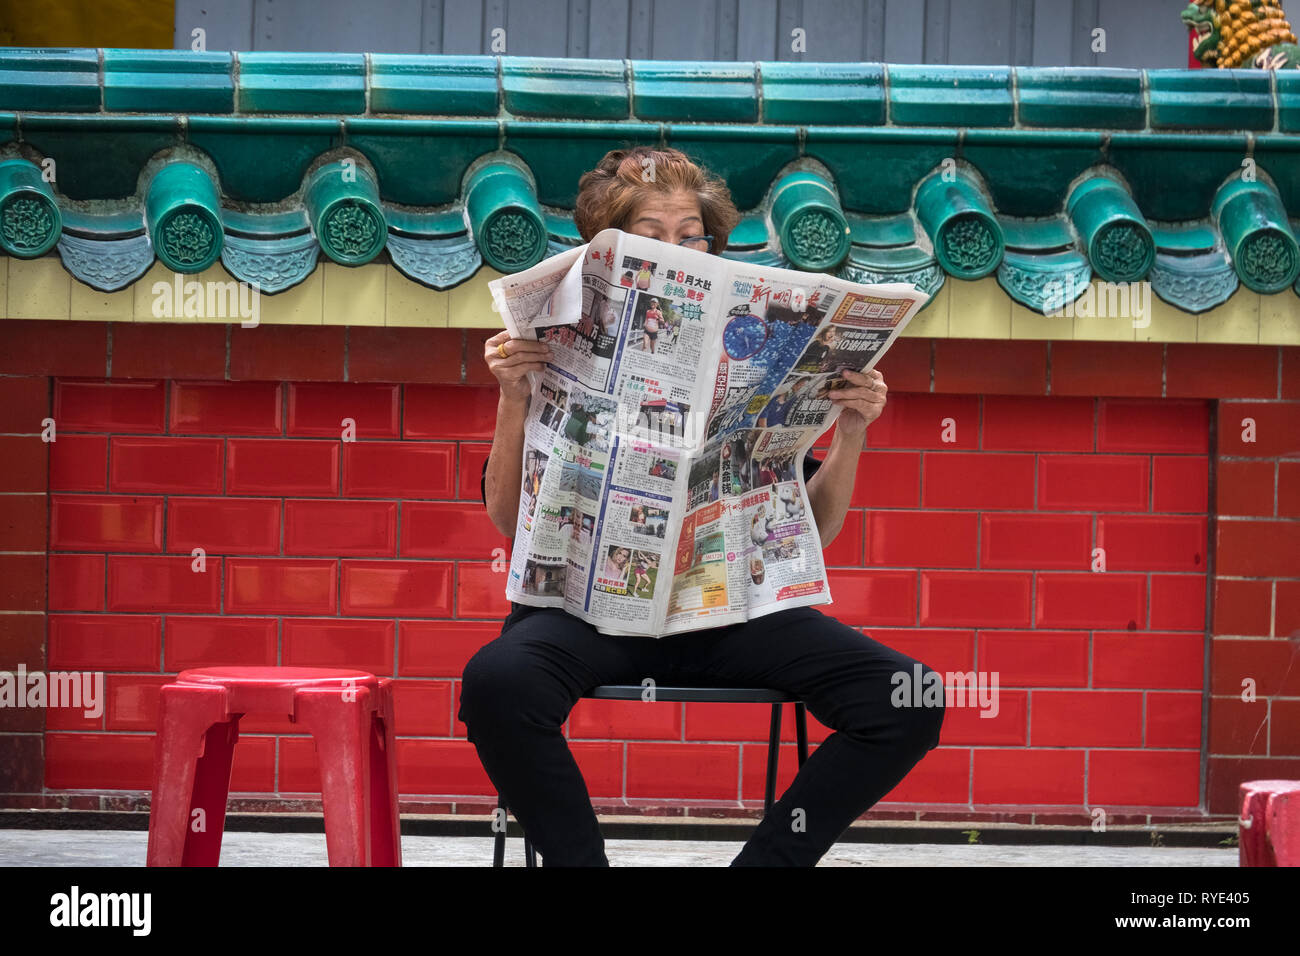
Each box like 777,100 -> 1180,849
484,330 -> 552,404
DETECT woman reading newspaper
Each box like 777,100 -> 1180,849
463,146 -> 943,867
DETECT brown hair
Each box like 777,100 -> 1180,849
573,146 -> 741,253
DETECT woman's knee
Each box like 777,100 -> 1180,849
458,639 -> 568,730
460,641 -> 534,726
890,659 -> 945,752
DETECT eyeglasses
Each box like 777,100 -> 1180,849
676,235 -> 714,252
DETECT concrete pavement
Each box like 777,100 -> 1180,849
0,828 -> 1238,866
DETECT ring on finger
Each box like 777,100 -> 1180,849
497,342 -> 508,359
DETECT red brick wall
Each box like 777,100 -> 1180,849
0,370 -> 48,800
1209,378 -> 1300,813
1,321 -> 1297,822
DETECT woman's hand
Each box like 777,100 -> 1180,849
827,368 -> 887,439
484,330 -> 552,404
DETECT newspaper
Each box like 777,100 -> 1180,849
488,228 -> 928,636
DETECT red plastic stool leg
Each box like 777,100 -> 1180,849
147,682 -> 234,867
1239,779 -> 1300,866
1266,784 -> 1300,867
297,683 -> 373,866
1239,781 -> 1275,866
367,679 -> 401,866
184,718 -> 241,866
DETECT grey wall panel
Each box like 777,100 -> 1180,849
174,0 -> 255,51
923,0 -> 948,63
440,0 -> 486,54
1095,0 -> 1188,68
715,0 -> 740,60
567,0 -> 589,58
254,0 -> 426,52
775,0 -> 801,61
800,0 -> 872,63
483,0 -> 506,51
736,0 -> 779,60
172,0 -> 1193,66
627,0 -> 653,59
1070,0 -> 1100,65
422,0 -> 444,52
1012,0 -> 1035,65
586,0 -> 632,58
941,0 -> 1035,66
503,0 -> 571,55
1031,0 -> 1073,66
647,0 -> 727,60
883,0 -> 926,63
949,0 -> 1015,66
863,0 -> 886,61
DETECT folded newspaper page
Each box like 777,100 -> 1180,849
488,228 -> 929,636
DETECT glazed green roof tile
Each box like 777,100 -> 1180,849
665,124 -> 800,209
464,160 -> 547,272
59,207 -> 146,236
1015,67 -> 1145,130
1107,132 -> 1252,220
369,54 -> 498,115
0,48 -> 99,111
223,207 -> 311,236
887,65 -> 1014,127
504,120 -> 660,208
1147,68 -> 1274,131
841,245 -> 944,298
1277,72 -> 1300,132
999,248 -> 1092,312
0,158 -> 62,257
1150,248 -> 1238,312
631,60 -> 758,122
186,115 -> 341,204
997,216 -> 1075,252
237,52 -> 367,114
0,49 -> 1297,315
1255,134 -> 1300,210
381,206 -> 466,238
803,127 -> 956,215
759,62 -> 885,126
1212,177 -> 1300,293
770,169 -> 851,271
846,213 -> 916,248
726,216 -> 768,249
1150,223 -> 1220,254
304,159 -> 387,265
20,114 -> 180,200
915,167 -> 1005,280
503,57 -> 628,119
103,49 -> 235,114
347,118 -> 498,206
962,129 -> 1106,218
543,212 -> 582,243
145,160 -> 224,272
1066,175 -> 1155,283
846,243 -> 937,274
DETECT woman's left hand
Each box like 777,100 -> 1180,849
827,368 -> 887,438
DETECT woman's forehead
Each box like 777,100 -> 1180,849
630,192 -> 702,222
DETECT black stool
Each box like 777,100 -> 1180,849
492,684 -> 810,866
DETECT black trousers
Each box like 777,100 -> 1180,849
458,602 -> 945,866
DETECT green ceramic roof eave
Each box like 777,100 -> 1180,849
1,49 -> 1299,313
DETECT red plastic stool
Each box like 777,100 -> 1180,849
1238,779 -> 1300,867
146,667 -> 401,867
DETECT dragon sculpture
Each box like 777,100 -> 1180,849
1183,0 -> 1300,68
